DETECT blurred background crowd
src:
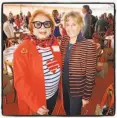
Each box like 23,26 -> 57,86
3,4 -> 114,50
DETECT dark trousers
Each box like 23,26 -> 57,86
63,91 -> 82,116
47,91 -> 58,115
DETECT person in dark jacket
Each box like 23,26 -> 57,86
95,14 -> 108,33
82,5 -> 92,39
3,14 -> 9,50
95,14 -> 109,48
89,9 -> 97,36
26,11 -> 31,28
61,11 -> 96,116
52,10 -> 61,37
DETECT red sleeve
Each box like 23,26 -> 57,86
13,51 -> 43,113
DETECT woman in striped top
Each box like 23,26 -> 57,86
61,11 -> 97,115
13,10 -> 62,115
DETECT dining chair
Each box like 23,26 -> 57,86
3,60 -> 17,104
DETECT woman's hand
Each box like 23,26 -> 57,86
37,105 -> 49,115
55,23 -> 61,27
82,99 -> 89,107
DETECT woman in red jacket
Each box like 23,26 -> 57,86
13,10 -> 62,115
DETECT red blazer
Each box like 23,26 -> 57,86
13,38 -> 62,115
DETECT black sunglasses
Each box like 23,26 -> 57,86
32,21 -> 52,29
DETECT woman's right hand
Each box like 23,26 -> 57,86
37,106 -> 49,115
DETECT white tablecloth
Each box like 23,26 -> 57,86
3,44 -> 19,74
13,27 -> 30,34
104,35 -> 114,49
105,35 -> 114,40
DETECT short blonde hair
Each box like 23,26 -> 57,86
64,11 -> 84,29
29,10 -> 55,34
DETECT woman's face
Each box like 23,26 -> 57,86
33,14 -> 52,39
65,16 -> 81,39
82,8 -> 87,14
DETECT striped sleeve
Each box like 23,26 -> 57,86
60,35 -> 70,53
83,41 -> 97,100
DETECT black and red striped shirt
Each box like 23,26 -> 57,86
61,35 -> 97,100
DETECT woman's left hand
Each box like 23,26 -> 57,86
82,99 -> 89,107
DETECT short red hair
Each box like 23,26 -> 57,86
29,10 -> 55,34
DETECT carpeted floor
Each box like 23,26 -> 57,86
2,62 -> 114,116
